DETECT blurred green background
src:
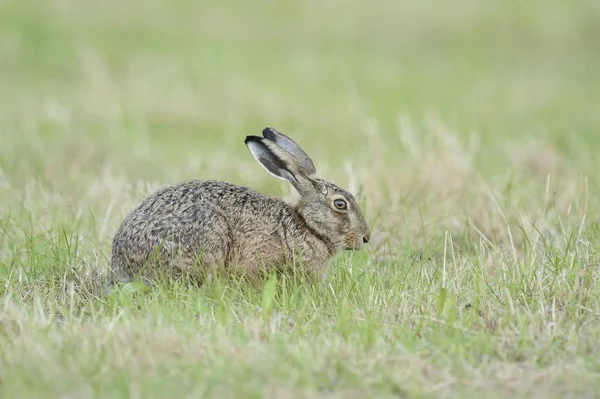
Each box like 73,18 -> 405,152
1,2 -> 600,397
1,0 -> 599,189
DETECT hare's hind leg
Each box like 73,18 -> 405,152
170,204 -> 234,283
105,244 -> 138,294
108,203 -> 233,289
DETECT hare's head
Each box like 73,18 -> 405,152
245,127 -> 370,250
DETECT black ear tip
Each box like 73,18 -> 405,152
262,127 -> 280,139
244,135 -> 263,145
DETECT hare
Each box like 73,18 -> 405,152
107,127 -> 370,289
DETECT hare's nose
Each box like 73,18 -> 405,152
362,234 -> 370,244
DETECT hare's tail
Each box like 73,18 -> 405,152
104,274 -> 116,295
105,257 -> 133,295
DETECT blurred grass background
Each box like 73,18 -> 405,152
2,0 -> 599,183
2,0 -> 599,255
1,0 -> 600,397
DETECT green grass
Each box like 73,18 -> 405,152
2,0 -> 600,397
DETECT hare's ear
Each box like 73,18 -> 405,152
262,127 -> 316,176
245,135 -> 317,196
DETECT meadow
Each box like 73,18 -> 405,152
1,0 -> 600,397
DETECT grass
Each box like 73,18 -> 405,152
1,0 -> 600,397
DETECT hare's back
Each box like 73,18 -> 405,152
113,179 -> 270,253
131,179 -> 268,217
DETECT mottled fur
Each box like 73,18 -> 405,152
107,128 -> 370,290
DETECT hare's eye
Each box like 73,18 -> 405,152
333,199 -> 347,210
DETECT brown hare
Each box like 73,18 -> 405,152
107,127 -> 370,290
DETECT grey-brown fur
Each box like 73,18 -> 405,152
107,127 -> 370,290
